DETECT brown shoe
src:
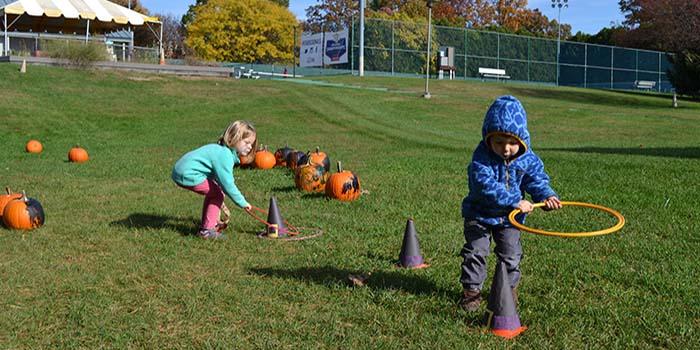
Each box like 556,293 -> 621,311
458,289 -> 482,312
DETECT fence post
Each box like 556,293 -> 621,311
464,28 -> 467,79
584,43 -> 587,88
391,20 -> 395,76
611,47 -> 614,89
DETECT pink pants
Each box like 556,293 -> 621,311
179,179 -> 224,230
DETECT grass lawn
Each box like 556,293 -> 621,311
1,64 -> 699,348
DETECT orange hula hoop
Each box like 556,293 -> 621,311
508,201 -> 625,238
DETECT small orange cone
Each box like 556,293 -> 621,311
484,259 -> 527,339
397,218 -> 429,269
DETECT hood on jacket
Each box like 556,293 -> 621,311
481,95 -> 530,159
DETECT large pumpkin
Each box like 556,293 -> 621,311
26,140 -> 43,153
295,161 -> 330,193
254,146 -> 276,170
2,192 -> 45,230
68,146 -> 89,163
325,161 -> 361,201
0,187 -> 22,221
308,147 -> 330,172
274,144 -> 294,167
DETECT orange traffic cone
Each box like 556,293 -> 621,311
484,259 -> 527,339
397,218 -> 429,269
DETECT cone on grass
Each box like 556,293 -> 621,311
484,259 -> 527,339
265,197 -> 287,238
19,59 -> 26,73
397,218 -> 428,269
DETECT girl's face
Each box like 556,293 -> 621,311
489,134 -> 520,160
234,134 -> 256,156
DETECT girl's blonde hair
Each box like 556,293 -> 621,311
218,120 -> 257,154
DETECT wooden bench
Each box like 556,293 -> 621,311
478,67 -> 510,80
634,80 -> 656,90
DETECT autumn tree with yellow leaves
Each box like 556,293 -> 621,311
185,0 -> 297,63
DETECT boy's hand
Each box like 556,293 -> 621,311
542,196 -> 562,211
517,200 -> 534,213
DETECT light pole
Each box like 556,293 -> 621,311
552,0 -> 568,86
359,0 -> 365,77
422,0 -> 433,99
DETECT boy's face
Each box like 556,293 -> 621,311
489,134 -> 520,160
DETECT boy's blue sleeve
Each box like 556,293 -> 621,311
521,155 -> 557,202
469,161 -> 522,208
212,157 -> 249,208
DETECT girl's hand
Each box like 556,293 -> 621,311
244,204 -> 252,211
517,200 -> 534,213
542,196 -> 562,211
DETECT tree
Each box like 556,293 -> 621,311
667,51 -> 700,97
185,0 -> 297,63
304,0 -> 357,32
149,13 -> 185,58
617,0 -> 700,52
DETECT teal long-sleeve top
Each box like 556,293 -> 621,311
172,143 -> 249,208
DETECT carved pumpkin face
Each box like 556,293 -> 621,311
0,188 -> 22,221
274,145 -> 294,167
325,161 -> 361,201
254,146 -> 276,170
2,195 -> 45,230
295,163 -> 330,193
68,146 -> 89,163
26,140 -> 43,153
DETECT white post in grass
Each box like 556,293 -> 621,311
359,0 -> 365,77
422,0 -> 433,99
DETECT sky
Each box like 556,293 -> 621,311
141,0 -> 626,35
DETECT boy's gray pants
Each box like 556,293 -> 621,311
460,219 -> 522,291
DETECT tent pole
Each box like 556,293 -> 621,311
85,19 -> 90,43
4,12 -> 8,56
159,22 -> 163,60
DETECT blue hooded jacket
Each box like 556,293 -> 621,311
461,95 -> 557,227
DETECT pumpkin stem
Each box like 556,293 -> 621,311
21,190 -> 27,202
5,187 -> 11,195
316,146 -> 320,154
337,161 -> 342,172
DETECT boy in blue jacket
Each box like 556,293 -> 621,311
459,95 -> 561,311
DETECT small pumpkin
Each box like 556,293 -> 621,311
294,160 -> 330,193
0,187 -> 22,221
26,140 -> 43,153
287,150 -> 306,170
2,191 -> 45,230
254,145 -> 276,170
325,161 -> 361,201
308,147 -> 330,172
274,144 -> 294,167
68,146 -> 89,163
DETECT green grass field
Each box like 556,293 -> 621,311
1,64 -> 698,348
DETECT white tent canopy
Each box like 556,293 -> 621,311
1,0 -> 161,56
0,0 -> 159,25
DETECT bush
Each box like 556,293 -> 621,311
668,50 -> 700,99
43,40 -> 108,68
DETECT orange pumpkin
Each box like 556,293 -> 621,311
254,146 -> 276,170
295,161 -> 330,193
26,140 -> 43,153
274,144 -> 294,167
0,187 -> 22,221
308,147 -> 330,172
68,146 -> 89,163
325,161 -> 361,201
2,192 -> 45,230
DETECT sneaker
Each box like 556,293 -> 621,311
197,228 -> 226,240
458,289 -> 482,312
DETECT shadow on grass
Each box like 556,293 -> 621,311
271,185 -> 297,193
541,146 -> 700,159
509,86 -> 671,109
249,265 -> 449,296
110,213 -> 196,236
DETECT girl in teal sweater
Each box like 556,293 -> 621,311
172,121 -> 257,239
